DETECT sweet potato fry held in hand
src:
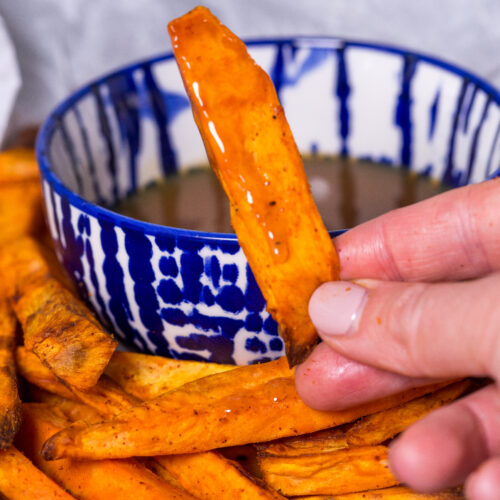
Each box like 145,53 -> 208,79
168,6 -> 340,365
0,237 -> 117,390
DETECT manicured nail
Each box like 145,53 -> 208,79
309,281 -> 368,337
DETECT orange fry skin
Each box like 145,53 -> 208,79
256,380 -> 470,456
0,301 -> 21,449
0,237 -> 117,390
292,486 -> 464,499
168,6 -> 340,365
15,346 -> 76,401
17,404 -> 196,500
0,149 -> 45,244
153,452 -> 286,500
105,351 -> 235,400
0,182 -> 45,244
0,446 -> 75,500
0,149 -> 40,183
42,357 -> 448,461
344,380 -> 471,447
19,346 -> 283,499
257,445 -> 397,496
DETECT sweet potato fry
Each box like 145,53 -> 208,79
17,344 -> 228,406
18,345 -> 234,401
152,452 -> 286,500
0,237 -> 117,390
0,149 -> 45,244
256,427 -> 350,457
70,375 -> 140,417
292,486 -> 464,499
0,181 -> 44,244
16,346 -> 76,400
18,346 -> 140,419
105,351 -> 235,399
219,444 -> 261,478
256,380 -> 470,456
0,301 -> 21,449
0,149 -> 39,183
16,403 -> 196,500
20,346 -> 283,499
0,445 -> 75,499
258,445 -> 397,496
27,387 -> 105,426
168,7 -> 340,366
42,356 -> 448,460
345,380 -> 471,447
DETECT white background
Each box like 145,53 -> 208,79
1,0 -> 500,138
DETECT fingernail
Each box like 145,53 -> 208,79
309,281 -> 368,337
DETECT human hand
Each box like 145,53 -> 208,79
295,178 -> 500,499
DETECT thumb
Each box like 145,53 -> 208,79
307,273 -> 500,382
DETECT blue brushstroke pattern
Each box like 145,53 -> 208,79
336,46 -> 350,156
463,85 -> 479,134
395,55 -> 417,168
444,79 -> 469,187
124,228 -> 169,353
99,220 -> 144,347
85,234 -> 113,330
270,42 -> 285,96
92,85 -> 119,202
486,122 -> 500,177
59,197 -> 86,300
429,89 -> 440,140
73,106 -> 103,204
56,117 -> 83,193
142,64 -> 178,175
107,73 -> 141,194
462,95 -> 492,184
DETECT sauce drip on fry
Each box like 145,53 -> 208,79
183,73 -> 292,264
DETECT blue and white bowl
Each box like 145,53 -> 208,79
37,37 -> 500,365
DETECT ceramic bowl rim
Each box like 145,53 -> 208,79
36,36 -> 500,242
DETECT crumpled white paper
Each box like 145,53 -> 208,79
0,14 -> 21,146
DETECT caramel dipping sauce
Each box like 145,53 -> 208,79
112,157 -> 449,232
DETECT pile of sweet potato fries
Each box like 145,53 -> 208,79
0,6 -> 468,499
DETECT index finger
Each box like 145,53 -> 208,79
336,178 -> 500,282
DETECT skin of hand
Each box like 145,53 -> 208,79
295,178 -> 500,499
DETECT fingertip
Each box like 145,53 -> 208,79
465,457 -> 500,500
389,403 -> 487,492
389,428 -> 457,492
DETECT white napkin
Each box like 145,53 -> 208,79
0,14 -> 20,146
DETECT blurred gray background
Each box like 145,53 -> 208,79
1,0 -> 500,139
